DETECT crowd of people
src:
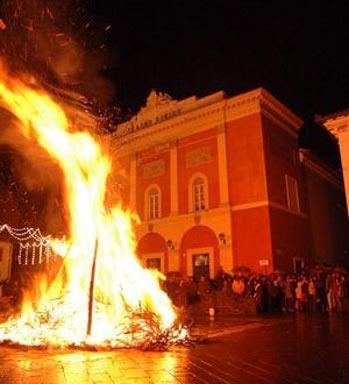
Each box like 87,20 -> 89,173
162,266 -> 349,314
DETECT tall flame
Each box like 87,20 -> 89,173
0,61 -> 176,348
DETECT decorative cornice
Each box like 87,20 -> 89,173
136,197 -> 307,236
231,199 -> 307,219
116,90 -> 225,138
321,112 -> 349,140
139,205 -> 232,227
299,149 -> 343,189
259,88 -> 304,130
112,100 -> 226,155
268,201 -> 308,219
224,88 -> 303,131
317,108 -> 349,124
111,88 -> 304,154
135,205 -> 232,240
231,201 -> 269,211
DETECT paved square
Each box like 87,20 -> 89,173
0,315 -> 348,383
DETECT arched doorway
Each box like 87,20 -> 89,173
137,232 -> 168,273
180,225 -> 219,281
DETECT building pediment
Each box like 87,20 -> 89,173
112,88 -> 303,154
133,90 -> 180,126
117,90 -> 180,136
115,90 -> 226,137
320,110 -> 349,139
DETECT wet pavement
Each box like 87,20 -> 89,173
0,314 -> 348,383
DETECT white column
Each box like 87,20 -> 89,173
130,153 -> 137,210
217,125 -> 229,206
338,129 -> 349,215
324,115 -> 349,217
170,139 -> 178,215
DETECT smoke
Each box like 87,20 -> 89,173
0,0 -> 115,104
0,0 -> 117,233
0,108 -> 66,233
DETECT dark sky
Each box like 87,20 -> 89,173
92,1 -> 348,121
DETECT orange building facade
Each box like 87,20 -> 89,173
112,89 -> 349,279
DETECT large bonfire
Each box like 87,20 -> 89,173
0,60 -> 183,349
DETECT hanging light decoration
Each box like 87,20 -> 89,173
0,224 -> 54,265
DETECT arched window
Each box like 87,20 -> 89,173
192,177 -> 206,211
147,187 -> 161,220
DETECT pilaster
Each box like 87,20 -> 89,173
323,114 -> 349,215
338,129 -> 349,214
130,153 -> 137,210
217,124 -> 229,206
170,139 -> 178,215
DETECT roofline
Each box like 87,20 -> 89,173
243,87 -> 304,130
113,87 -> 304,139
316,109 -> 349,124
299,149 -> 343,189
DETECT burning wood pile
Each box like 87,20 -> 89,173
0,302 -> 197,351
0,53 -> 192,350
0,0 -> 203,351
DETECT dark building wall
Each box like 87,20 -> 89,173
303,162 -> 349,267
262,115 -> 311,271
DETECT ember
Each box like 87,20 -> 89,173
0,60 -> 187,349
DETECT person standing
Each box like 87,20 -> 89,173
214,266 -> 226,291
326,273 -> 335,312
285,275 -> 296,312
333,272 -> 345,312
197,275 -> 210,297
186,276 -> 198,305
296,277 -> 307,312
232,277 -> 245,296
308,276 -> 317,312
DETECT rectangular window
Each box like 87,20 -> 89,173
149,192 -> 160,219
285,175 -> 300,212
293,257 -> 304,274
146,257 -> 161,271
192,253 -> 210,281
194,183 -> 205,211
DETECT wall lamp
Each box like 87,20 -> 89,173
218,232 -> 226,245
167,240 -> 175,250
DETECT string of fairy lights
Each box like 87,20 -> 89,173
0,224 -> 55,265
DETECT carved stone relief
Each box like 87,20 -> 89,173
142,159 -> 165,179
186,146 -> 211,168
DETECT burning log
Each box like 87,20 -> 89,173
86,238 -> 98,337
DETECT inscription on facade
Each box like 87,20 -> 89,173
186,146 -> 211,168
124,109 -> 181,135
142,159 -> 165,179
117,91 -> 182,137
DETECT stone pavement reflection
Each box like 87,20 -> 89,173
0,348 -> 190,384
0,314 -> 348,383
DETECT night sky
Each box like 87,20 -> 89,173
0,0 -> 347,166
0,0 -> 347,227
92,1 -> 348,121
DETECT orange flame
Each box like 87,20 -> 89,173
0,60 -> 177,347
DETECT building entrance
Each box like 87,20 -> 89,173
293,257 -> 304,274
192,253 -> 210,282
146,257 -> 161,271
